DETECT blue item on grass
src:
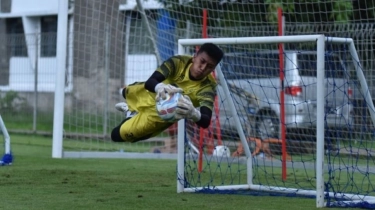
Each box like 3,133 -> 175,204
0,153 -> 13,166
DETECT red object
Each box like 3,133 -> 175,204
347,87 -> 353,98
285,85 -> 303,96
198,9 -> 208,173
278,7 -> 287,181
197,9 -> 223,173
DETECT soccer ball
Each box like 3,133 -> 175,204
156,92 -> 182,122
213,145 -> 230,157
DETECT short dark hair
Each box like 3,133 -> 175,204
197,43 -> 224,64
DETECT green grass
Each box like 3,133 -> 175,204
0,134 -> 365,210
1,111 -> 54,131
1,110 -> 117,134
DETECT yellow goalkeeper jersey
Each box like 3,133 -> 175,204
126,55 -> 217,113
120,55 -> 217,142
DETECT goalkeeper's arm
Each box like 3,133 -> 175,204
145,56 -> 177,92
119,72 -> 167,98
194,106 -> 212,128
145,71 -> 182,100
176,96 -> 213,128
144,71 -> 165,92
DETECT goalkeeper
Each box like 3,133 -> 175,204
111,43 -> 224,143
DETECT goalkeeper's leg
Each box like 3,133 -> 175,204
111,118 -> 129,142
111,111 -> 173,143
111,101 -> 137,142
115,102 -> 137,119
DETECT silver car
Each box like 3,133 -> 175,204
216,50 -> 354,141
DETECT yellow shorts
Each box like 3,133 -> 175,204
119,83 -> 174,142
119,111 -> 173,142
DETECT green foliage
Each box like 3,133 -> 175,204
220,2 -> 267,27
331,0 -> 353,23
0,91 -> 27,113
265,0 -> 294,23
265,0 -> 353,23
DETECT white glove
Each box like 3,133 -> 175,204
175,95 -> 201,122
154,83 -> 183,101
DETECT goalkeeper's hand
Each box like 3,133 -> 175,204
175,95 -> 201,122
155,83 -> 183,101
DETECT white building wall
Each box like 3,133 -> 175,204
0,0 -> 74,92
11,0 -> 58,14
8,57 -> 57,92
125,55 -> 157,86
119,0 -> 163,10
0,0 -> 163,92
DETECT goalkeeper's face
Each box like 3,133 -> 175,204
191,52 -> 217,80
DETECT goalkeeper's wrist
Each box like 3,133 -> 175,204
154,83 -> 164,93
190,108 -> 201,122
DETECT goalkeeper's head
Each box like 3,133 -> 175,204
191,43 -> 224,80
197,43 -> 224,65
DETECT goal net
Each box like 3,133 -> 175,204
177,35 -> 375,208
0,115 -> 12,166
52,1 -> 375,208
53,0 -> 182,159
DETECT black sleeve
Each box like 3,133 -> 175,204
195,106 -> 212,128
144,71 -> 166,92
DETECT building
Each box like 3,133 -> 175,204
0,0 -> 164,111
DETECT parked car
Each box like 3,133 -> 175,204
215,50 -> 354,141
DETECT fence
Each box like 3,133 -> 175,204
0,22 -> 375,134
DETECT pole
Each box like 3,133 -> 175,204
52,0 -> 68,158
278,7 -> 287,181
103,24 -> 110,136
33,33 -> 39,132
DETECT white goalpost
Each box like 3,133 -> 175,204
0,115 -> 12,166
176,35 -> 375,208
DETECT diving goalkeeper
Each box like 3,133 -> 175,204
111,43 -> 224,143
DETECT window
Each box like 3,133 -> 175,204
41,16 -> 57,57
222,53 -> 280,80
6,18 -> 27,57
298,54 -> 345,78
0,0 -> 11,13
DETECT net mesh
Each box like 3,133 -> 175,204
1,0 -> 375,208
181,40 -> 375,208
1,1 -> 373,154
64,1 -> 375,207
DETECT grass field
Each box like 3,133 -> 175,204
0,134 -> 364,210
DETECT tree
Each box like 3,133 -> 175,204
265,0 -> 353,23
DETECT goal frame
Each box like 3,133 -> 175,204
0,115 -> 12,166
176,35 -> 375,208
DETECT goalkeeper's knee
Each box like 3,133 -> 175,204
111,126 -> 124,142
111,118 -> 128,142
121,86 -> 127,99
118,86 -> 127,99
